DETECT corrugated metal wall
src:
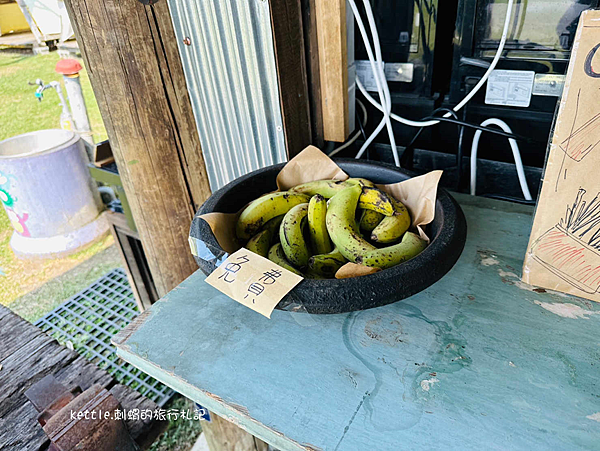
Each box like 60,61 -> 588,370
167,0 -> 288,190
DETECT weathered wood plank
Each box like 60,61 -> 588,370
0,305 -> 161,450
0,312 -> 50,361
202,414 -> 269,451
115,194 -> 600,450
314,0 -> 349,142
54,356 -> 115,392
269,0 -> 313,158
62,0 -> 211,298
0,339 -> 74,417
0,401 -> 47,451
146,3 -> 211,212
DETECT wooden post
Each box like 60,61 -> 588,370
300,0 -> 326,149
269,0 -> 313,158
314,0 -> 350,142
62,0 -> 211,297
63,0 -> 267,449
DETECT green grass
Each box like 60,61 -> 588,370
0,201 -> 118,307
0,52 -> 107,142
150,397 -> 203,451
8,245 -> 122,322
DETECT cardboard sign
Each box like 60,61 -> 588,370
522,11 -> 600,301
205,248 -> 303,318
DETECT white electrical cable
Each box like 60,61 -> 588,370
346,0 -> 399,165
360,0 -> 399,166
353,0 -> 515,136
470,118 -> 532,201
329,99 -> 368,157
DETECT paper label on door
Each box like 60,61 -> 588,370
205,248 -> 303,318
485,70 -> 535,107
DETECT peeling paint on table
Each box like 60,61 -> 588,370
114,194 -> 600,450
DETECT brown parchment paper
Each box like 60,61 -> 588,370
522,10 -> 600,302
377,170 -> 443,241
194,145 -> 442,277
276,145 -> 348,189
198,212 -> 240,254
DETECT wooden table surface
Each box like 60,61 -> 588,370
114,194 -> 600,450
0,304 -> 163,450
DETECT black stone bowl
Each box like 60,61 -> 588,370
190,159 -> 467,314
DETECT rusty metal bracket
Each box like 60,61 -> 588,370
25,375 -> 82,426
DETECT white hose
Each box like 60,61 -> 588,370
470,118 -> 532,201
354,0 -> 515,132
360,0 -> 399,166
346,0 -> 399,165
329,99 -> 368,157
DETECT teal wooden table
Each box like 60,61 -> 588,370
114,194 -> 600,450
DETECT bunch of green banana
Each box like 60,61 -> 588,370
235,177 -> 426,278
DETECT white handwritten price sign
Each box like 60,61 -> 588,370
205,248 -> 303,318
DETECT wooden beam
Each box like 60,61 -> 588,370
62,0 -> 211,297
269,0 -> 313,158
314,0 -> 349,142
301,0 -> 325,148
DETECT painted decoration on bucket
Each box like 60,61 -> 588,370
0,170 -> 30,237
6,209 -> 30,237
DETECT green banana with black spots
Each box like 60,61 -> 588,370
236,191 -> 310,240
289,179 -> 348,198
371,198 -> 411,244
307,195 -> 332,254
357,231 -> 427,269
326,184 -> 376,262
290,179 -> 394,216
279,203 -> 311,267
347,178 -> 375,187
245,229 -> 271,257
262,215 -> 284,242
308,247 -> 347,278
359,209 -> 384,233
246,215 -> 285,257
267,243 -> 303,276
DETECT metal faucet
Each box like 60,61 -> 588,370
29,78 -> 74,132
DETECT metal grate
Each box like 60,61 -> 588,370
36,268 -> 173,406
